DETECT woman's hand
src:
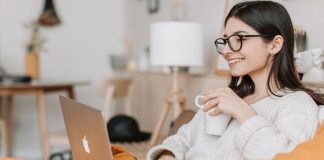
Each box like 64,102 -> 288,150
157,155 -> 176,160
156,150 -> 176,160
201,87 -> 256,123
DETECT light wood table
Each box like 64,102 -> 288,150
0,81 -> 87,159
303,81 -> 324,88
303,81 -> 324,94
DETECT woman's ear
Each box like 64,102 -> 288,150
269,35 -> 284,55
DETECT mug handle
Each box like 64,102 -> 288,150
195,95 -> 205,109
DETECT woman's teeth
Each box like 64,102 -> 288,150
228,58 -> 244,64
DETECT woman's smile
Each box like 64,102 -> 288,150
227,58 -> 245,67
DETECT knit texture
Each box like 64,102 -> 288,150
146,91 -> 319,160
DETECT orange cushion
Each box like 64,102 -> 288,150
111,145 -> 137,160
275,123 -> 324,160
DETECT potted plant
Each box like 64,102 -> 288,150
24,23 -> 46,79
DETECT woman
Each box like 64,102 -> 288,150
147,1 -> 324,160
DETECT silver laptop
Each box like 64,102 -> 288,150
59,96 -> 113,160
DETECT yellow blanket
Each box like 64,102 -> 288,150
112,145 -> 137,160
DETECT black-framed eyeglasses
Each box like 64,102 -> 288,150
214,34 -> 273,55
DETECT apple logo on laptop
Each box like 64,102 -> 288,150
82,135 -> 91,154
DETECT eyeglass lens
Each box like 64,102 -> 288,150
215,35 -> 242,54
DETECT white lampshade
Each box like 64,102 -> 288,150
150,22 -> 203,67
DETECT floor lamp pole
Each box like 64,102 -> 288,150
150,67 -> 186,146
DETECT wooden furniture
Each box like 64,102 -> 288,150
303,81 -> 324,90
98,77 -> 155,160
149,68 -> 187,146
303,81 -> 324,96
0,115 -> 5,156
0,81 -> 86,159
97,77 -> 134,122
169,110 -> 196,135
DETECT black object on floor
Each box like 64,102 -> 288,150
107,114 -> 151,142
49,150 -> 72,160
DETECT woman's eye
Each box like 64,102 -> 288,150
234,38 -> 241,42
238,36 -> 247,41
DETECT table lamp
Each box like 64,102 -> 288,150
149,21 -> 203,145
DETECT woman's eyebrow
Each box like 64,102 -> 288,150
233,31 -> 249,34
223,30 -> 249,37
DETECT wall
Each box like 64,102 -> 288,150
281,0 -> 324,49
0,0 -> 126,158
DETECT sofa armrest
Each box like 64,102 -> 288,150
319,105 -> 324,125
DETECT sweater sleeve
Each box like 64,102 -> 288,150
146,110 -> 203,160
234,94 -> 319,160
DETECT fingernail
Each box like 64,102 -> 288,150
202,106 -> 207,112
200,99 -> 204,105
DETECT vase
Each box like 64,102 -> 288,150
25,50 -> 40,79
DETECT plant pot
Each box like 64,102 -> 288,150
25,51 -> 40,79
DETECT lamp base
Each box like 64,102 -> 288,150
149,67 -> 186,146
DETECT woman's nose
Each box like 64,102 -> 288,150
222,43 -> 233,56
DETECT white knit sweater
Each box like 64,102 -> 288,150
146,91 -> 319,160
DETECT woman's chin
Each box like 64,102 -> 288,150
230,70 -> 243,77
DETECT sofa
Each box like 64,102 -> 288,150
319,105 -> 324,125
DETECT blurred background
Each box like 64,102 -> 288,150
0,0 -> 323,159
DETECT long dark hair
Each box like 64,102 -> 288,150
225,1 -> 324,105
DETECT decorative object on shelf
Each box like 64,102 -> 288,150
147,0 -> 160,14
171,0 -> 186,20
25,50 -> 40,79
24,23 -> 46,79
123,36 -> 138,72
137,47 -> 150,72
295,49 -> 313,79
109,54 -> 127,72
294,25 -> 307,53
302,48 -> 324,82
149,21 -> 203,145
38,0 -> 61,26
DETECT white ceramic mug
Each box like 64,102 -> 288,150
195,95 -> 231,136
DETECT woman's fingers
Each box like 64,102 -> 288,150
201,92 -> 221,104
201,88 -> 233,104
208,107 -> 222,116
202,98 -> 220,112
201,88 -> 225,95
201,98 -> 222,116
158,155 -> 176,160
